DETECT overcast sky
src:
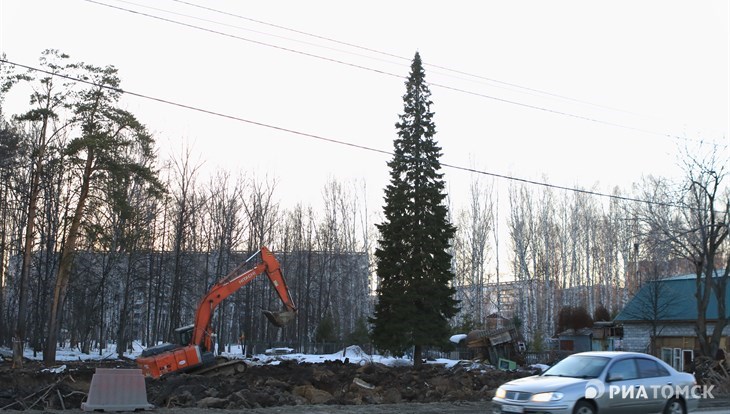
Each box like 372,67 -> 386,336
1,0 -> 728,214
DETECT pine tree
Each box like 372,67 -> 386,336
370,52 -> 458,365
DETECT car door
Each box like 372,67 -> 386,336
602,358 -> 647,414
635,357 -> 674,413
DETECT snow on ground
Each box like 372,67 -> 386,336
225,345 -> 461,368
3,342 -> 461,368
17,344 -> 141,362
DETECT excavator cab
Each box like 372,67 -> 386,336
175,324 -> 195,346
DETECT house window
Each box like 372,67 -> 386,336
683,349 -> 694,371
673,348 -> 682,371
661,347 -> 693,372
661,348 -> 672,366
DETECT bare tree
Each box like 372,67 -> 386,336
506,182 -> 631,340
508,184 -> 537,337
203,171 -> 246,354
454,177 -> 494,324
46,62 -> 161,363
279,203 -> 316,345
637,147 -> 729,358
7,50 -> 74,366
622,273 -> 681,355
242,174 -> 280,342
166,146 -> 203,342
244,175 -> 279,251
0,122 -> 25,349
111,149 -> 162,358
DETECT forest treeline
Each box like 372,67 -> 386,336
1,51 -> 728,361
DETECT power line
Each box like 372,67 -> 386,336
109,0 -> 407,70
126,0 -> 729,145
82,0 -> 719,147
166,0 -> 687,121
81,0 -> 405,80
171,0 -> 727,143
112,0 -> 630,111
1,58 -> 694,211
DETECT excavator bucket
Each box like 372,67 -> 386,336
263,310 -> 296,327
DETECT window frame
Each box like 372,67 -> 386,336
636,357 -> 670,378
607,358 -> 640,381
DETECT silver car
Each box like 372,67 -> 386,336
492,351 -> 700,414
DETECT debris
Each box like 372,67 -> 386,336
529,363 -> 550,374
353,377 -> 375,389
42,364 -> 67,374
0,358 -> 531,410
196,396 -> 229,409
265,347 -> 295,355
497,358 -> 517,371
695,356 -> 730,394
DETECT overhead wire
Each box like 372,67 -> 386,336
157,0 -> 730,145
0,58 -> 700,212
82,0 -> 722,147
167,0 -> 708,124
80,0 -> 404,80
108,0 -> 408,70
112,0 -> 640,111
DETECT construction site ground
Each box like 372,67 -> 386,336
1,358 -> 728,413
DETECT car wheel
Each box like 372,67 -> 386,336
573,400 -> 596,414
663,397 -> 686,414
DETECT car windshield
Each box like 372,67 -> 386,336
542,356 -> 610,379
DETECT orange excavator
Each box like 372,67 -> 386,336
136,247 -> 297,379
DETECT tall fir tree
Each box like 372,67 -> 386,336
370,52 -> 458,365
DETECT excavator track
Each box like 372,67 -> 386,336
194,357 -> 247,377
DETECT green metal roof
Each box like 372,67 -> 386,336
615,273 -> 730,322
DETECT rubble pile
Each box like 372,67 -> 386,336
695,356 -> 730,395
147,360 -> 528,409
0,361 -> 109,410
0,359 -> 529,410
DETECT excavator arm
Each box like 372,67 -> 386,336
191,247 -> 297,353
137,247 -> 296,378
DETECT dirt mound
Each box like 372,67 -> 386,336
0,358 -> 529,410
147,360 -> 529,409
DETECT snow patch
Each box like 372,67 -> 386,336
2,341 -> 475,371
449,334 -> 467,344
42,365 -> 67,374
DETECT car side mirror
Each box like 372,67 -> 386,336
606,374 -> 623,382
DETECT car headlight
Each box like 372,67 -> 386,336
495,388 -> 506,399
531,392 -> 564,402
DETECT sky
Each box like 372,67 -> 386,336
1,0 -> 728,217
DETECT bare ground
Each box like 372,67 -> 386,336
0,357 -> 526,411
2,358 -> 728,413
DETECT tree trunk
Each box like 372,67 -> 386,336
413,344 -> 423,366
14,114 -> 49,367
45,150 -> 93,364
0,187 -> 6,348
694,262 -> 714,357
117,253 -> 134,359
